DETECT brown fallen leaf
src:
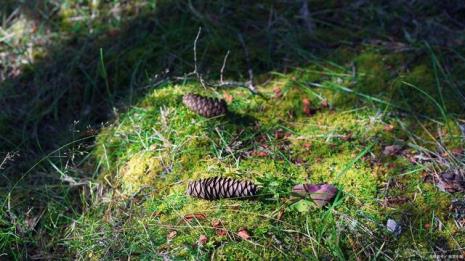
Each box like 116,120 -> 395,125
211,219 -> 223,228
303,143 -> 312,149
341,132 -> 353,141
183,213 -> 207,222
276,208 -> 285,220
273,87 -> 282,98
384,124 -> 395,132
451,148 -> 464,156
302,98 -> 313,116
167,230 -> 177,240
252,150 -> 269,157
435,170 -> 465,193
197,235 -> 208,246
216,228 -> 228,237
292,183 -> 338,208
275,129 -> 285,139
223,91 -> 233,104
257,134 -> 267,143
293,158 -> 305,165
237,228 -> 251,240
382,196 -> 409,207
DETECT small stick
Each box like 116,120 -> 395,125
237,32 -> 257,93
193,27 -> 206,88
220,50 -> 230,84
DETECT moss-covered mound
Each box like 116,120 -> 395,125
66,51 -> 464,259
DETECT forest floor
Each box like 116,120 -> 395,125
1,1 -> 465,259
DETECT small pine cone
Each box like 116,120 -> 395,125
187,177 -> 258,200
182,93 -> 227,118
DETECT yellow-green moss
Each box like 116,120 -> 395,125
118,151 -> 166,194
70,64 -> 465,258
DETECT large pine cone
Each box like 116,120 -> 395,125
182,93 -> 227,118
187,177 -> 258,200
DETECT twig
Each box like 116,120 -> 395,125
237,32 -> 257,93
193,27 -> 207,88
220,50 -> 230,84
0,152 -> 17,170
189,28 -> 258,94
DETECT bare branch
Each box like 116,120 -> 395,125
220,50 -> 230,84
188,28 -> 258,94
193,27 -> 201,75
237,32 -> 257,93
193,26 -> 207,88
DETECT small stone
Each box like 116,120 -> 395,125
386,219 -> 401,236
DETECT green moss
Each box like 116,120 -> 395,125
118,151 -> 166,194
69,69 -> 465,258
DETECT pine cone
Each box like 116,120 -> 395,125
187,177 -> 258,200
182,93 -> 227,118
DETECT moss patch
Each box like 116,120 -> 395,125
67,48 -> 465,259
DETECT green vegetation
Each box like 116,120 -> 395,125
1,1 -> 464,259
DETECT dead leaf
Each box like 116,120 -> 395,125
383,145 -> 402,156
303,143 -> 312,149
382,196 -> 409,207
252,150 -> 268,157
435,170 -> 465,193
451,148 -> 464,156
211,219 -> 228,237
223,92 -> 233,104
341,132 -> 353,141
197,235 -> 208,246
450,199 -> 465,229
183,213 -> 207,222
293,158 -> 305,165
167,230 -> 177,240
273,87 -> 282,98
320,99 -> 329,108
287,110 -> 296,120
275,129 -> 285,139
384,124 -> 395,132
211,219 -> 223,228
292,183 -> 338,208
237,228 -> 251,240
216,228 -> 228,237
276,208 -> 285,220
302,98 -> 313,116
